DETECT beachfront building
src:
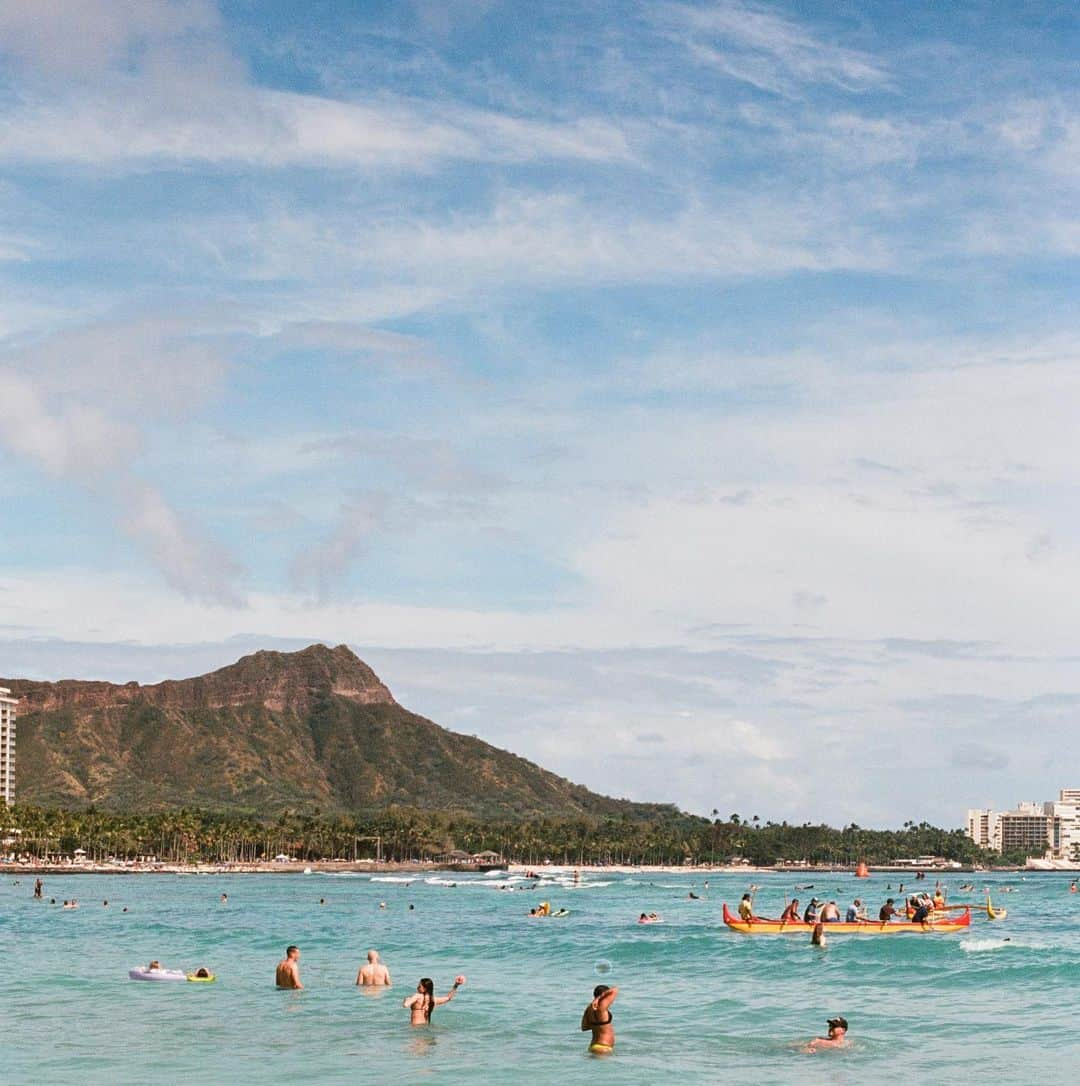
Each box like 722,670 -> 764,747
0,686 -> 15,805
967,790 -> 1080,858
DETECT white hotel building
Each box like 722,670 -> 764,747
0,686 -> 15,806
968,789 -> 1080,859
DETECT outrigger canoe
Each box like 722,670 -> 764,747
722,903 -> 971,935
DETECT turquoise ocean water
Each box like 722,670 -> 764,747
4,869 -> 1078,1083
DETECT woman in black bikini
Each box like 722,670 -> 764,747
581,984 -> 617,1054
403,976 -> 465,1025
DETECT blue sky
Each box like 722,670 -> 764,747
2,1 -> 1080,826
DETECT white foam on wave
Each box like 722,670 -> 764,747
960,938 -> 1011,953
370,876 -> 416,884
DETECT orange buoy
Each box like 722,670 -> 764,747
854,862 -> 870,878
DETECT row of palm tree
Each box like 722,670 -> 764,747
1,803 -> 1013,866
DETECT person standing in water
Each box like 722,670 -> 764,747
804,1016 -> 849,1052
276,946 -> 303,989
356,949 -> 392,986
403,976 -> 464,1025
34,878 -> 43,899
581,984 -> 618,1055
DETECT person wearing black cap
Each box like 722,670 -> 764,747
802,898 -> 820,923
805,1016 -> 849,1052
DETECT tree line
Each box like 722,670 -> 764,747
0,804 -> 1031,866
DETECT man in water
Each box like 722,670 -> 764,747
805,1016 -> 849,1052
356,949 -> 391,987
33,878 -> 43,899
276,945 -> 303,989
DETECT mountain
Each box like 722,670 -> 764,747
3,644 -> 675,820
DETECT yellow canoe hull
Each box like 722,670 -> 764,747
722,903 -> 971,935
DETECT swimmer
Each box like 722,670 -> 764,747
1071,881 -> 1078,893
193,967 -> 212,978
811,922 -> 827,948
804,1016 -> 849,1053
220,893 -> 228,905
403,975 -> 465,1026
319,898 -> 326,905
147,960 -> 162,971
688,891 -> 700,900
581,983 -> 617,1055
356,949 -> 392,987
275,945 -> 303,989
103,900 -> 108,907
379,901 -> 387,909
34,878 -> 43,899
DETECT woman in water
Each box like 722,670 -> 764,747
581,984 -> 617,1055
403,976 -> 465,1025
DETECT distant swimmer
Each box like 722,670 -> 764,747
804,1016 -> 849,1053
356,949 -> 391,987
276,945 -> 303,989
581,984 -> 617,1055
33,878 -> 43,899
638,912 -> 661,923
220,893 -> 228,905
1071,881 -> 1078,893
403,975 -> 464,1025
319,898 -> 326,906
688,891 -> 700,900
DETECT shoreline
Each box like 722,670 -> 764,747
1,860 -> 1029,875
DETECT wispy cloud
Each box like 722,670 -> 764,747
658,1 -> 890,97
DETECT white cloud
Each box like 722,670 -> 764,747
0,316 -> 244,603
120,481 -> 243,606
0,0 -> 219,79
660,1 -> 890,97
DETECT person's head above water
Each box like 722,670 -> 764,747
593,984 -> 611,999
827,1016 -> 848,1034
286,945 -> 299,960
367,949 -> 379,963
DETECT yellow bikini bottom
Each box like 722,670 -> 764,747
588,1043 -> 614,1055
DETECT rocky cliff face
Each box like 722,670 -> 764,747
11,644 -> 396,715
3,644 -> 666,820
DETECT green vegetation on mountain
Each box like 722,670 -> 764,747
3,644 -> 676,821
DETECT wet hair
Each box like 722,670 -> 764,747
418,977 -> 435,1021
286,945 -> 299,956
593,984 -> 611,999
